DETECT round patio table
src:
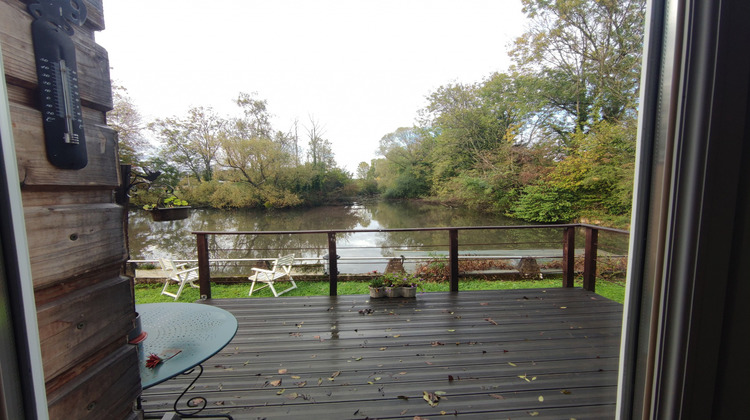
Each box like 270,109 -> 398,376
136,302 -> 238,418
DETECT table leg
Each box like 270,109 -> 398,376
142,364 -> 234,420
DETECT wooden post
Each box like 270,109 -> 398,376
449,229 -> 459,292
583,227 -> 598,292
562,227 -> 575,287
197,233 -> 211,299
328,232 -> 338,296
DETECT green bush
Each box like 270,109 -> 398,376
511,184 -> 578,223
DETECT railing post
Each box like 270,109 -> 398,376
449,229 -> 459,292
327,232 -> 338,296
562,227 -> 575,287
196,233 -> 211,299
583,227 -> 598,292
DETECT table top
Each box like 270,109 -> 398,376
136,302 -> 238,389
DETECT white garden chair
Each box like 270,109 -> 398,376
159,258 -> 200,300
249,254 -> 297,297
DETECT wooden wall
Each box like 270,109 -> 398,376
1,0 -> 141,418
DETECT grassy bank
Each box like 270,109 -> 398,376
134,278 -> 626,304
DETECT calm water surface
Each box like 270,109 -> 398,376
128,201 -> 626,273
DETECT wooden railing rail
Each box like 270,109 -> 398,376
193,224 -> 629,299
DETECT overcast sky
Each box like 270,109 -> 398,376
96,0 -> 527,173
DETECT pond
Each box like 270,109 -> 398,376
128,200 -> 629,274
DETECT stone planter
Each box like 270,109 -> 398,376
369,287 -> 386,298
384,286 -> 417,298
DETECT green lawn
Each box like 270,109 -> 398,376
135,278 -> 626,304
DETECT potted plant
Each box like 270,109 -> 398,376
368,277 -> 386,298
143,194 -> 191,221
381,273 -> 421,298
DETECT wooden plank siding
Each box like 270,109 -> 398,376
1,0 -> 140,418
140,289 -> 623,419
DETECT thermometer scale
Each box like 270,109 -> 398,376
28,0 -> 88,169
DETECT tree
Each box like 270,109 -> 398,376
376,127 -> 431,198
356,162 -> 370,180
220,128 -> 287,189
305,117 -> 336,170
511,0 -> 646,146
151,106 -> 224,182
108,84 -> 148,165
234,92 -> 273,139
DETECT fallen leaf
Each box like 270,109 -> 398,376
355,356 -> 363,361
276,388 -> 285,395
529,411 -> 539,416
447,329 -> 455,332
538,396 -> 544,402
278,369 -> 288,374
399,372 -> 407,375
519,374 -> 530,382
295,381 -> 307,387
448,375 -> 454,382
291,375 -> 301,379
489,394 -> 505,400
480,302 -> 489,306
270,379 -> 282,387
286,392 -> 299,400
434,391 -> 447,396
423,391 -> 440,407
394,334 -> 401,338
485,317 -> 498,325
331,371 -> 341,378
560,306 -> 567,309
561,389 -> 572,394
508,362 -> 517,367
318,378 -> 323,386
441,411 -> 447,415
398,395 -> 409,400
380,347 -> 388,351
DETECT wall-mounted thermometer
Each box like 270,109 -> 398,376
27,0 -> 88,169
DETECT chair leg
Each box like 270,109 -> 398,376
273,278 -> 297,297
173,281 -> 187,301
249,279 -> 257,296
268,282 -> 279,297
161,280 -> 178,299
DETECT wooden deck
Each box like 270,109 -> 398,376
139,288 -> 623,419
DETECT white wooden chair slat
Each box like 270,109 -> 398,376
159,258 -> 200,300
249,254 -> 297,297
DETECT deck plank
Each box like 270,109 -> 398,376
139,288 -> 622,419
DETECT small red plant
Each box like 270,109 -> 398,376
146,353 -> 162,368
145,350 -> 182,368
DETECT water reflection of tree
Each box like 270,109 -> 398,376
369,201 -> 566,253
128,206 -> 366,261
128,203 -> 629,275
